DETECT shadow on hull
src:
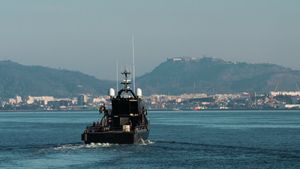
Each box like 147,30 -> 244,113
82,129 -> 149,144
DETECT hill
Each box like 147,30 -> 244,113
137,57 -> 300,95
1,58 -> 300,98
0,60 -> 113,98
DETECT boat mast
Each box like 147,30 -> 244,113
116,60 -> 119,91
132,35 -> 136,93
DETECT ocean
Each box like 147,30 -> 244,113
0,110 -> 300,169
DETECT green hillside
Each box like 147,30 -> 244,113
0,60 -> 113,98
137,57 -> 300,95
1,58 -> 300,98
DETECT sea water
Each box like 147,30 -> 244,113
0,111 -> 300,169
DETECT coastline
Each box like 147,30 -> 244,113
0,108 -> 299,113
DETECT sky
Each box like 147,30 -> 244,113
0,0 -> 299,80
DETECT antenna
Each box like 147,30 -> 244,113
116,60 -> 119,91
132,35 -> 136,92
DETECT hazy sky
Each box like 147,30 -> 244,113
0,0 -> 299,80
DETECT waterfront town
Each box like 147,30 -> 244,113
1,91 -> 300,111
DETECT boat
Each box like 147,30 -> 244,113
81,70 -> 149,144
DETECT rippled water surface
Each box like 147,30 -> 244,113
0,111 -> 300,169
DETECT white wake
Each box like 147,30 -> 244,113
138,139 -> 155,145
53,143 -> 115,151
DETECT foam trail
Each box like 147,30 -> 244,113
138,139 -> 155,145
54,144 -> 85,151
145,140 -> 155,144
53,140 -> 154,151
86,143 -> 113,148
54,143 -> 115,151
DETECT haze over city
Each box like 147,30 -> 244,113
0,0 -> 299,80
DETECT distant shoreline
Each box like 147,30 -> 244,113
0,108 -> 299,113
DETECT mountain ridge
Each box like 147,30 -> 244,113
0,57 -> 300,98
0,60 -> 113,98
137,57 -> 300,95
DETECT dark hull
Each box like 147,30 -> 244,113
81,129 -> 149,144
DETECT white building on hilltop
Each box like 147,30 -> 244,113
270,91 -> 300,97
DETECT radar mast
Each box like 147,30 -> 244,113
121,70 -> 131,90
